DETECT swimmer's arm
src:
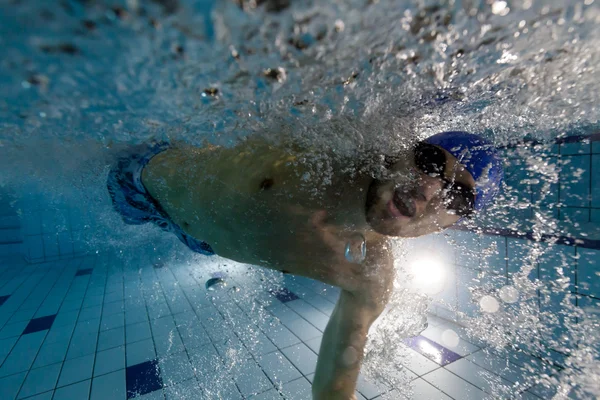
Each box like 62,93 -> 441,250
312,256 -> 393,399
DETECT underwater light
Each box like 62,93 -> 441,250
409,256 -> 447,295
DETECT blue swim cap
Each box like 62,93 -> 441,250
424,131 -> 504,212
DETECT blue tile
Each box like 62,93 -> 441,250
53,379 -> 91,400
23,314 -> 56,335
126,360 -> 163,399
592,209 -> 600,223
75,268 -> 93,277
18,362 -> 62,398
91,369 -> 126,400
594,141 -> 600,154
559,207 -> 590,223
26,235 -> 45,260
403,335 -> 462,366
98,326 -> 125,351
577,248 -> 600,297
559,155 -> 591,207
33,339 -> 69,368
43,234 -> 60,259
538,244 -> 576,293
422,367 -> 488,400
58,231 -> 74,256
95,346 -> 126,377
0,371 -> 27,400
560,141 -> 591,155
507,238 -> 538,279
0,295 -> 9,307
592,155 -> 600,208
480,235 -> 507,275
270,288 -> 299,303
58,353 -> 95,387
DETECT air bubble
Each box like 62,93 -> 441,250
345,233 -> 366,263
441,329 -> 460,348
499,285 -> 519,303
479,295 -> 500,313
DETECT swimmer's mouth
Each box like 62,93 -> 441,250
388,191 -> 416,219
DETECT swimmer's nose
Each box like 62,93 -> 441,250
414,176 -> 445,214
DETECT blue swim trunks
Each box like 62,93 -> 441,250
107,142 -> 215,256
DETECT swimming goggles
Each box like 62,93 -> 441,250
414,142 -> 476,218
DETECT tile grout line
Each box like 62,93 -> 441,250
11,256 -> 88,399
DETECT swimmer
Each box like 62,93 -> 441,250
107,131 -> 503,399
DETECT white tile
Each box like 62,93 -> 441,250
283,318 -> 321,341
262,322 -> 301,349
281,377 -> 312,400
280,343 -> 318,375
22,391 -> 54,400
445,358 -> 515,397
248,388 -> 282,399
258,351 -> 302,385
421,324 -> 480,357
154,332 -> 186,357
66,332 -> 97,359
466,349 -> 530,386
53,379 -> 91,400
136,389 -> 165,400
159,351 -> 195,387
97,326 -> 125,351
74,318 -> 101,336
356,373 -> 389,399
58,353 -> 95,387
285,300 -> 329,331
94,345 -> 125,376
303,295 -> 335,316
0,336 -> 18,366
304,336 -> 323,354
237,328 -> 277,357
43,234 -> 60,258
150,315 -> 177,337
229,358 -> 273,397
177,322 -> 212,350
126,338 -> 156,367
265,303 -> 301,325
126,320 -> 152,344
17,362 -> 61,399
163,378 -> 199,400
422,367 -> 490,400
33,340 -> 69,368
90,369 -> 126,400
382,378 -> 453,399
400,346 -> 441,376
0,331 -> 46,376
0,372 -> 27,400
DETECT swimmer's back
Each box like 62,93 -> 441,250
141,136 -> 377,286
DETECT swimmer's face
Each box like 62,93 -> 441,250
365,144 -> 476,237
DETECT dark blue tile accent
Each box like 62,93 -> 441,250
126,359 -> 163,399
270,287 -> 299,303
75,268 -> 93,276
403,335 -> 462,366
22,314 -> 56,335
0,295 -> 9,306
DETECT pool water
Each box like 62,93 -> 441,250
1,0 -> 600,399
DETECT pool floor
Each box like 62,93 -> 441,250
0,253 -> 567,399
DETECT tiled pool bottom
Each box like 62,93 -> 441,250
0,254 -> 563,400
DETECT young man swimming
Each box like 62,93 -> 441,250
107,131 -> 503,399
